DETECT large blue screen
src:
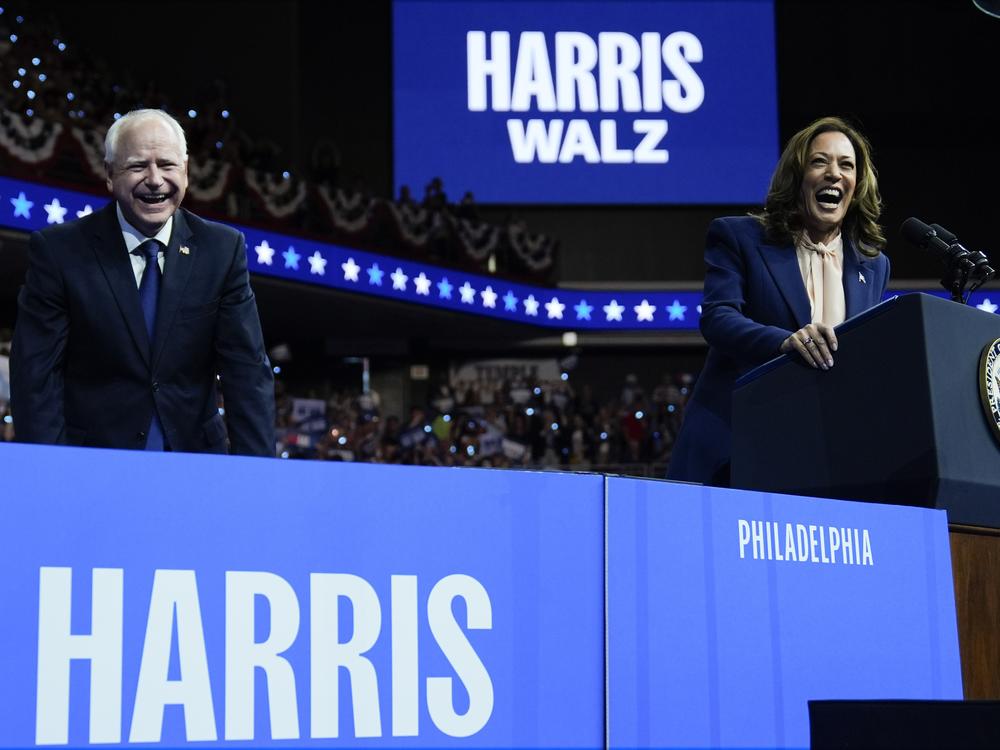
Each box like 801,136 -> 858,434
393,0 -> 779,204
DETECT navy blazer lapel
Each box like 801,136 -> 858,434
89,203 -> 151,366
758,241 -> 811,329
151,210 -> 196,370
841,238 -> 875,318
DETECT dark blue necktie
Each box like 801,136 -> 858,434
135,240 -> 166,451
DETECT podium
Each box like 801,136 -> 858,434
809,700 -> 1000,749
731,292 -> 1000,528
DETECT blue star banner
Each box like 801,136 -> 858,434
4,175 -> 1000,331
1,175 -> 701,331
243,233 -> 699,330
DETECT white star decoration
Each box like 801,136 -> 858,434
254,240 -> 275,265
481,285 -> 498,308
43,198 -> 68,224
76,204 -> 94,218
545,296 -> 565,319
391,267 -> 409,291
634,299 -> 656,322
978,298 -> 999,314
459,282 -> 476,304
524,295 -> 540,316
414,272 -> 432,295
341,257 -> 360,282
604,300 -> 624,321
308,251 -> 327,275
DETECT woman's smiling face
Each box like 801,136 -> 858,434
799,130 -> 856,244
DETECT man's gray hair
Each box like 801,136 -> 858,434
104,109 -> 188,165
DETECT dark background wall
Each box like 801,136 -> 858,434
22,0 -> 1000,283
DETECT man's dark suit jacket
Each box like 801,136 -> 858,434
667,216 -> 890,485
11,202 -> 275,456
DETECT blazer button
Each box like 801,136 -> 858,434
152,381 -> 159,392
137,431 -> 146,441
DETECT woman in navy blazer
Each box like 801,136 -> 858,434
668,117 -> 890,485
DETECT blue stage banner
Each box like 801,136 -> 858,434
8,174 -> 1000,327
0,443 -> 605,748
606,478 -> 962,750
0,175 -> 703,331
393,0 -> 779,204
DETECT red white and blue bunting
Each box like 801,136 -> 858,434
244,168 -> 308,219
508,222 -> 555,272
0,111 -> 63,165
317,185 -> 374,234
1,109 -> 561,276
69,126 -> 107,179
385,201 -> 437,247
187,157 -> 232,203
450,215 -> 501,263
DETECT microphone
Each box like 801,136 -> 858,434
929,223 -> 958,245
901,217 -> 958,259
930,222 -> 995,289
900,218 -> 977,271
901,218 -> 995,301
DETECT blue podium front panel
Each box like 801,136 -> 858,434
0,443 -> 605,748
606,478 -> 963,750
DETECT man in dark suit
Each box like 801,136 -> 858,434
11,109 -> 275,456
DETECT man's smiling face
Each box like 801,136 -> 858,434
105,117 -> 188,236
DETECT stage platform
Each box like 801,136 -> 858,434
0,443 -> 967,749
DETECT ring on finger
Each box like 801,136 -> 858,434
802,336 -> 813,345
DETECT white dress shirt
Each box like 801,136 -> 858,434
116,203 -> 172,288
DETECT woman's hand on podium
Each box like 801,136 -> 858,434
781,323 -> 837,370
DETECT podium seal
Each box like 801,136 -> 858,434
979,338 -> 1000,445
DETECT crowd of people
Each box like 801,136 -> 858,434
0,5 -> 558,282
0,365 -> 694,478
273,370 -> 694,474
0,327 -> 694,475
